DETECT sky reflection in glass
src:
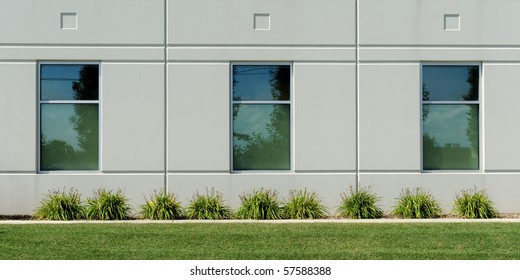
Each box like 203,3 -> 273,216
422,65 -> 478,101
233,65 -> 290,101
40,65 -> 98,100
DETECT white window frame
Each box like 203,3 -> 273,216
230,62 -> 293,173
37,61 -> 102,173
420,62 -> 482,173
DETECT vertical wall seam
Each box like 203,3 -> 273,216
164,0 -> 169,191
355,0 -> 360,191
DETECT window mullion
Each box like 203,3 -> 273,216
40,100 -> 99,104
423,101 -> 479,105
233,100 -> 290,105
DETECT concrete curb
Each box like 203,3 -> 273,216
2,218 -> 520,224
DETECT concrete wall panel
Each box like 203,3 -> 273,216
359,64 -> 421,171
102,63 -> 165,172
360,48 -> 520,63
0,0 -> 164,45
169,173 -> 356,213
484,174 -> 520,214
0,175 -> 38,215
0,174 -> 164,215
362,173 -> 520,213
170,0 -> 354,46
484,64 -> 520,171
0,47 -> 164,62
294,63 -> 356,172
0,63 -> 37,172
168,63 -> 230,172
168,47 -> 354,63
360,0 -> 520,46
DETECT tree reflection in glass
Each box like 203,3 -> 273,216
423,105 -> 478,170
232,65 -> 290,170
40,65 -> 99,171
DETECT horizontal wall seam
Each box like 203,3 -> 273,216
101,171 -> 165,174
6,171 -> 520,175
166,61 -> 233,64
168,171 -> 230,174
360,44 -> 520,48
481,61 -> 520,65
0,44 -> 164,48
0,60 -> 37,64
29,173 -> 165,176
359,170 -> 422,173
102,61 -> 165,64
483,170 -> 520,173
168,44 -> 356,48
294,170 -> 357,174
358,61 -> 421,64
293,62 -> 356,65
360,60 -> 520,64
168,60 -> 356,63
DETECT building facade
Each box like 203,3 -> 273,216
2,0 -> 520,215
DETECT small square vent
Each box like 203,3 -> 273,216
254,13 -> 270,30
444,14 -> 460,31
61,13 -> 77,29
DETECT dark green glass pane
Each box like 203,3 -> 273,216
422,65 -> 479,101
232,65 -> 290,101
423,104 -> 478,170
233,104 -> 290,170
40,104 -> 99,171
41,64 -> 99,100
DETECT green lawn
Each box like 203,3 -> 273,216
0,222 -> 519,260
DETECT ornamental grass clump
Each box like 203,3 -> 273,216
185,189 -> 232,220
140,190 -> 183,220
86,189 -> 132,220
453,188 -> 498,219
33,188 -> 85,220
391,187 -> 442,219
236,188 -> 282,220
337,186 -> 383,219
283,189 -> 327,219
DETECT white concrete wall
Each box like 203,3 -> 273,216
102,63 -> 165,172
0,63 -> 37,172
168,0 -> 355,62
166,0 -> 357,214
169,0 -> 354,45
294,63 -> 356,172
357,0 -> 520,213
360,0 -> 520,46
2,0 -> 520,215
0,0 -> 164,62
359,64 -> 421,172
168,63 -> 230,172
484,64 -> 520,172
360,0 -> 520,62
0,0 -> 164,45
0,0 -> 166,215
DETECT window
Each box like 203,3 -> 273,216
39,63 -> 100,171
422,64 -> 480,170
232,64 -> 291,171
